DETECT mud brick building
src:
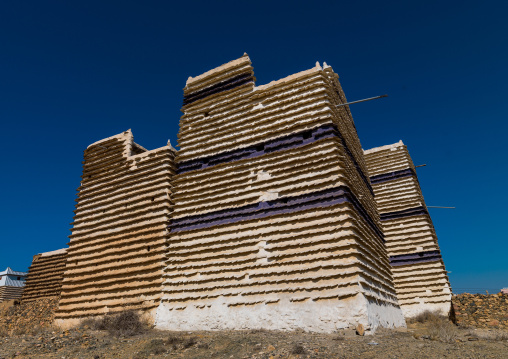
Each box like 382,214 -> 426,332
54,131 -> 176,325
364,141 -> 451,317
21,248 -> 67,302
28,54 -> 452,331
0,267 -> 27,302
155,55 -> 405,332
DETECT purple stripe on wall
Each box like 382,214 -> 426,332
380,206 -> 428,221
170,185 -> 384,242
177,123 -> 375,196
183,73 -> 254,105
390,250 -> 442,267
370,168 -> 416,184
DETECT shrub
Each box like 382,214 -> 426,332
165,334 -> 197,350
291,344 -> 306,354
425,315 -> 457,343
409,310 -> 443,324
80,310 -> 146,337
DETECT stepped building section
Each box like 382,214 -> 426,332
156,55 -> 405,332
0,267 -> 27,302
55,130 -> 176,324
21,248 -> 67,302
364,141 -> 451,317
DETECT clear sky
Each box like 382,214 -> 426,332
0,1 -> 506,293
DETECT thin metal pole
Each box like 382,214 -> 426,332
336,94 -> 388,107
415,164 -> 427,168
427,206 -> 456,209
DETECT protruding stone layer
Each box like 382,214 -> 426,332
22,249 -> 67,302
364,142 -> 451,318
55,130 -> 176,322
157,56 -> 405,332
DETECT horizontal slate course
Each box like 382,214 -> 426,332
389,250 -> 442,267
171,185 -> 384,241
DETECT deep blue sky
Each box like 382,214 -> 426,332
1,1 -> 506,293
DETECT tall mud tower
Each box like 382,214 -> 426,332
55,131 -> 176,325
364,142 -> 451,317
156,55 -> 405,332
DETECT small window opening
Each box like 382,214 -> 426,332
147,246 -> 151,252
17,277 -> 20,280
281,198 -> 289,204
204,111 -> 210,117
151,197 -> 155,202
302,131 -> 312,140
256,144 -> 264,152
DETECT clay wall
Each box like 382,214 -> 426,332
0,286 -> 24,302
364,142 -> 451,318
156,55 -> 405,332
22,249 -> 67,302
55,130 -> 176,322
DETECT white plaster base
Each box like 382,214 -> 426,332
401,300 -> 452,319
155,294 -> 406,333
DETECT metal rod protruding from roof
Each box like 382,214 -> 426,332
415,164 -> 427,168
427,206 -> 456,209
335,94 -> 388,107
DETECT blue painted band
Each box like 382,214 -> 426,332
177,123 -> 374,196
183,73 -> 254,105
370,168 -> 416,184
170,185 -> 384,242
380,206 -> 428,221
390,250 -> 442,267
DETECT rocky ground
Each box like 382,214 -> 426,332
1,321 -> 507,359
0,298 -> 59,337
1,294 -> 508,358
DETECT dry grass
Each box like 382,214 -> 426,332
408,310 -> 443,324
427,318 -> 457,343
80,310 -> 147,337
468,329 -> 508,341
408,310 -> 458,343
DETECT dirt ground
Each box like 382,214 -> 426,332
1,322 -> 507,359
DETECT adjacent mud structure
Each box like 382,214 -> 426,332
54,131 -> 176,325
364,141 -> 451,317
29,54 -> 451,331
0,268 -> 26,302
21,249 -> 67,302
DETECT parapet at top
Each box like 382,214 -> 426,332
183,54 -> 255,105
363,140 -> 405,154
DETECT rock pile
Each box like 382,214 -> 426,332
0,297 -> 59,336
453,293 -> 508,329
